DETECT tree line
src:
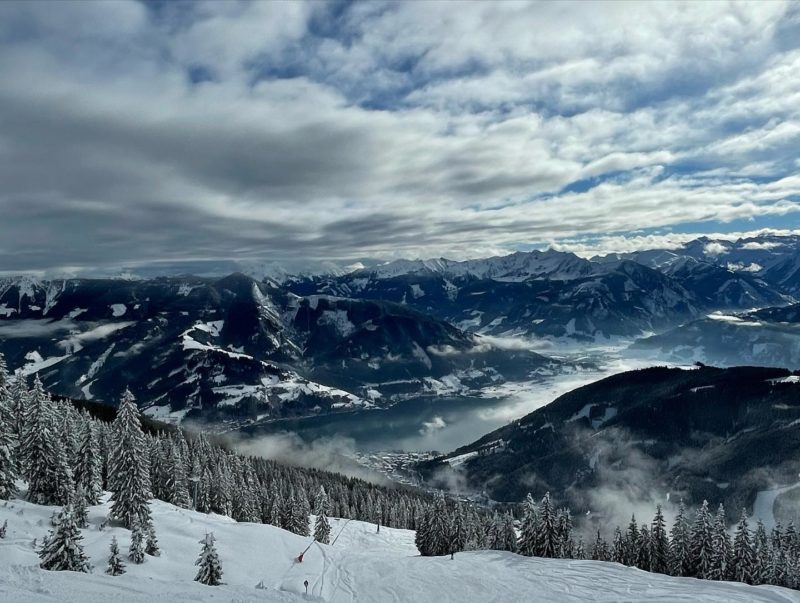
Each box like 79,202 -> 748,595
417,490 -> 799,591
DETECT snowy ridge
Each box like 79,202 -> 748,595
0,496 -> 796,602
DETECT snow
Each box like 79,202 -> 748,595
21,351 -> 69,376
410,284 -> 425,299
191,321 -> 224,337
1,493 -> 796,603
177,284 -> 199,296
0,303 -> 16,317
110,304 -> 127,317
445,451 -> 478,467
706,312 -> 762,327
768,376 -> 800,384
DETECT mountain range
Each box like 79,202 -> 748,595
0,273 -> 553,428
1,232 -> 799,430
419,364 -> 800,525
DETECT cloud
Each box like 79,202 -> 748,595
227,430 -> 390,485
703,242 -> 729,257
419,416 -> 446,436
0,1 -> 798,273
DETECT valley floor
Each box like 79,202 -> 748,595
0,495 -> 797,602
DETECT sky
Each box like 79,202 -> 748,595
1,0 -> 799,275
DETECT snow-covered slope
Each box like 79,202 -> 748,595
0,495 -> 797,602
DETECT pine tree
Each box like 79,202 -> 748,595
517,493 -> 539,556
535,492 -> 558,558
669,500 -> 691,576
612,526 -> 625,564
145,520 -> 160,556
38,504 -> 90,572
128,516 -> 145,564
9,372 -> 27,441
109,389 -> 151,529
753,520 -> 771,585
591,530 -> 608,561
195,532 -> 223,586
650,505 -> 670,575
575,537 -> 586,560
23,377 -> 73,505
106,536 -> 126,576
74,422 -> 103,505
624,515 -> 639,566
689,500 -> 714,579
450,503 -> 469,555
0,519 -> 7,538
0,397 -> 18,500
73,487 -> 89,529
313,486 -> 331,545
414,510 -> 431,555
500,512 -> 518,553
556,508 -> 573,558
709,503 -> 731,581
636,524 -> 651,570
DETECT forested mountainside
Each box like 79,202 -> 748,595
421,365 -> 800,527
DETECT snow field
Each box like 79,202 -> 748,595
0,494 -> 798,602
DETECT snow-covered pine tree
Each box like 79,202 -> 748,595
0,519 -> 7,538
669,500 -> 691,576
575,537 -> 586,560
284,489 -> 310,537
624,515 -> 639,566
23,377 -> 74,506
38,504 -> 90,573
9,371 -> 28,440
650,505 -> 670,574
535,492 -> 558,558
500,512 -> 518,553
106,536 -> 126,576
636,524 -> 651,571
194,532 -> 223,586
430,493 -> 453,556
517,492 -> 539,556
414,510 -> 431,555
556,508 -> 573,558
145,519 -> 160,556
108,389 -> 151,529
689,500 -> 714,579
450,503 -> 468,555
128,516 -> 145,564
313,486 -> 331,545
591,530 -> 608,561
74,421 -> 103,505
167,438 -> 191,509
753,519 -> 771,585
611,526 -> 625,564
73,486 -> 89,529
0,367 -> 18,499
709,503 -> 731,581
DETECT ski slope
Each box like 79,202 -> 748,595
0,493 -> 797,602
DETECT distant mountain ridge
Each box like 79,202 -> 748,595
287,235 -> 797,341
0,273 -> 553,428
